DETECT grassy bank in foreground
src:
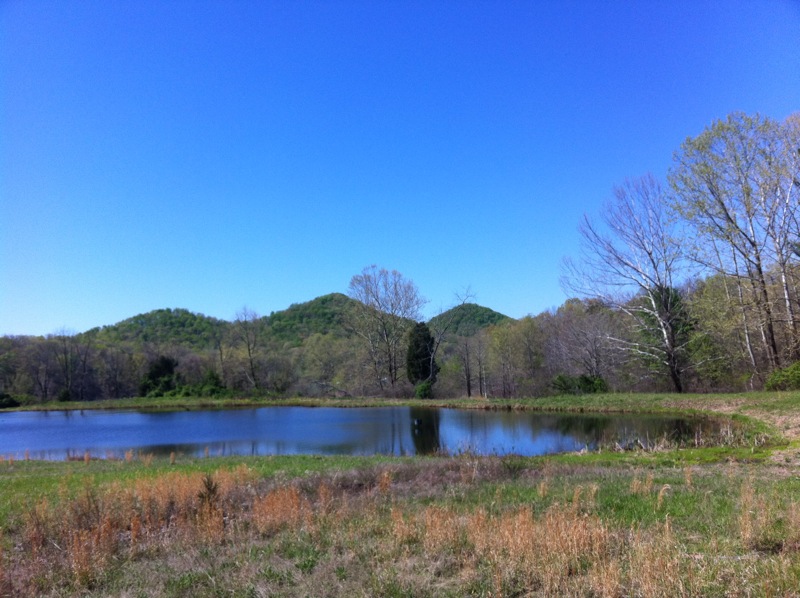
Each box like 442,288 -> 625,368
3,452 -> 800,597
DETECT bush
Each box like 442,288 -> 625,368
551,374 -> 608,395
139,355 -> 180,397
415,380 -> 433,399
0,393 -> 20,409
765,361 -> 800,391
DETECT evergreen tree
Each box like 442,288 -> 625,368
406,322 -> 439,391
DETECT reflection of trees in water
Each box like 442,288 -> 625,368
443,409 -> 715,449
410,407 -> 440,455
551,415 -> 611,439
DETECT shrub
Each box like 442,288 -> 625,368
765,361 -> 800,391
0,393 -> 20,409
552,374 -> 608,395
415,380 -> 433,399
139,355 -> 180,397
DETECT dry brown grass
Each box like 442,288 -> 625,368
5,459 -> 800,597
630,471 -> 655,495
252,485 -> 310,535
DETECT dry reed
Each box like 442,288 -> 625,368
252,486 -> 310,535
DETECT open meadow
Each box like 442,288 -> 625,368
2,392 -> 800,597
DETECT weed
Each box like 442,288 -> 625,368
252,486 -> 309,535
631,472 -> 655,495
656,484 -> 672,510
198,473 -> 219,508
500,454 -> 527,479
684,465 -> 694,489
377,469 -> 393,495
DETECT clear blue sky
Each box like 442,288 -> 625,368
2,0 -> 799,336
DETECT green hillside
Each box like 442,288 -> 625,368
93,308 -> 228,350
265,293 -> 359,345
91,298 -> 507,352
428,303 -> 511,336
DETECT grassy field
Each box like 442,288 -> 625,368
3,392 -> 800,597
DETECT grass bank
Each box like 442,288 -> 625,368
3,452 -> 800,596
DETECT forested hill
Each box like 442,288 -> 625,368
429,303 -> 511,336
87,295 -> 353,350
87,295 -> 509,351
84,293 -> 372,350
93,308 -> 228,350
266,293 -> 359,345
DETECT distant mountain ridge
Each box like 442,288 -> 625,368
85,294 -> 511,350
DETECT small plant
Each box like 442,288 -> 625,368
765,360 -> 800,391
500,454 -> 527,480
551,373 -> 609,395
414,380 -> 433,399
376,469 -> 392,495
0,393 -> 20,409
198,474 -> 219,509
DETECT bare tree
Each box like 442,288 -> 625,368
233,306 -> 264,390
562,174 -> 692,392
347,265 -> 426,392
542,299 -> 618,385
669,112 -> 800,369
425,290 -> 476,392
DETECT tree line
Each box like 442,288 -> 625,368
1,111 -> 799,405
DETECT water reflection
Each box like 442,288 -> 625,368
410,407 -> 441,454
0,406 -> 724,461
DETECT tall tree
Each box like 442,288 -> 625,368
233,306 -> 264,390
669,112 -> 800,369
347,265 -> 426,392
563,174 -> 691,392
406,322 -> 438,390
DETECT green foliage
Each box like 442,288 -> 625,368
167,369 -> 228,398
765,361 -> 800,391
414,380 -> 433,399
0,392 -> 20,409
266,293 -> 359,345
428,303 -> 511,337
406,322 -> 438,387
95,308 -> 228,351
552,373 -> 609,395
139,355 -> 180,397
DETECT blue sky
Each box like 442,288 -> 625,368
2,0 -> 799,336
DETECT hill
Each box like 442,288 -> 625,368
82,296 -> 505,353
93,308 -> 227,350
428,303 -> 511,336
265,293 -> 359,345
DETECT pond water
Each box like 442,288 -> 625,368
0,406 -> 721,461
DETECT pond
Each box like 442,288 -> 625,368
0,406 -> 723,461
